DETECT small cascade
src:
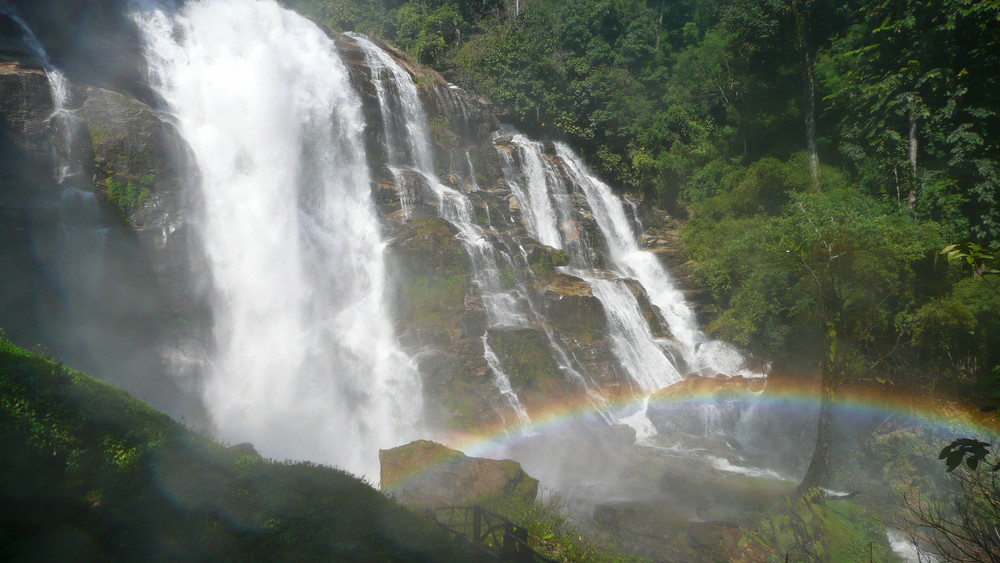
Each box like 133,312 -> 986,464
482,334 -> 533,431
499,138 -> 685,396
495,135 -> 763,435
464,151 -> 480,192
351,33 -> 530,329
3,3 -> 93,210
555,144 -> 758,378
132,0 -> 422,479
588,278 -> 681,393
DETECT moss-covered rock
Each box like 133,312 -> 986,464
390,216 -> 469,340
415,348 -> 498,432
534,273 -> 604,341
621,278 -> 668,339
486,327 -> 581,414
79,85 -> 187,226
527,244 -> 569,276
742,493 -> 900,563
380,440 -> 538,510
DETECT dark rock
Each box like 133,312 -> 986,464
380,440 -> 538,509
486,327 -> 581,414
9,0 -> 155,103
389,216 -> 469,340
79,85 -> 189,229
0,64 -> 54,160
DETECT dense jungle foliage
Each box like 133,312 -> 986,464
285,0 -> 1000,396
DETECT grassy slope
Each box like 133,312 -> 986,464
0,338 -> 471,561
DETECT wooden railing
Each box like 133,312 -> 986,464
431,505 -> 559,562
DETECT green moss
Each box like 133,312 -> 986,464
480,496 -> 641,562
529,246 -> 570,276
745,492 -> 901,562
393,217 -> 469,330
429,115 -> 460,149
487,328 -> 560,390
103,173 -> 152,218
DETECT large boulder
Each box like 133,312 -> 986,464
380,440 -> 538,510
79,85 -> 189,230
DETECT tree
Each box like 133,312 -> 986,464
686,186 -> 942,491
821,0 -> 1000,241
904,456 -> 1000,563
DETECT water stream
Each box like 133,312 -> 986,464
132,0 -> 422,478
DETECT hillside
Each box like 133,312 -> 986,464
0,337 -> 470,561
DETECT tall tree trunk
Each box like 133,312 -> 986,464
655,0 -> 665,52
908,100 -> 918,211
799,20 -> 820,190
796,358 -> 835,494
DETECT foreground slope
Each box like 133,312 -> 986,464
0,337 -> 470,561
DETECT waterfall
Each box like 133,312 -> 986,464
351,34 -> 529,328
482,334 -> 533,431
1,4 -> 70,109
2,3 -> 87,190
350,34 -> 537,427
499,137 -> 686,396
496,135 -> 763,436
131,0 -> 422,479
555,144 -> 758,378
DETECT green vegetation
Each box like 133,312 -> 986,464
746,492 -> 900,562
280,0 -> 1000,404
487,327 -> 560,389
0,336 -> 471,560
103,175 -> 150,216
480,496 -> 641,562
276,0 -> 1000,554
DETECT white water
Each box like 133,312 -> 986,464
482,334 -> 533,432
131,0 -> 422,479
555,143 -> 760,379
2,2 -> 89,189
499,137 -> 688,395
352,34 -> 529,328
588,278 -> 681,392
887,529 -> 939,563
349,33 -> 534,425
1,3 -> 70,110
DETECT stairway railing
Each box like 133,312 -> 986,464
431,505 -> 559,562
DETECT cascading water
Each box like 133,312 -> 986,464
131,0 -> 422,478
497,135 -> 763,435
349,34 -> 536,424
482,335 -> 533,431
3,3 -> 90,201
555,144 -> 758,378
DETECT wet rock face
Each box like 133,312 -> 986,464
486,327 -> 581,414
80,85 -> 189,229
389,216 -> 469,345
380,440 -> 538,510
0,65 -> 53,161
638,207 -> 718,324
9,0 -> 154,102
647,376 -> 766,437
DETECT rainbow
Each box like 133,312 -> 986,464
384,377 -> 1000,488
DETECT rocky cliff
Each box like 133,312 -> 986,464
0,1 -> 731,439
